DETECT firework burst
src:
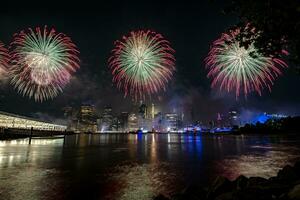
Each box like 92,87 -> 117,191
205,28 -> 288,97
0,42 -> 10,80
109,30 -> 175,100
9,26 -> 80,102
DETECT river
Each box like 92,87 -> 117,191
0,133 -> 300,200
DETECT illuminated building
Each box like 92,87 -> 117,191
63,106 -> 72,130
112,116 -> 121,131
63,106 -> 79,131
229,110 -> 239,126
100,106 -> 113,131
216,112 -> 226,128
120,112 -> 129,131
0,111 -> 66,131
139,103 -> 148,119
128,113 -> 138,131
151,103 -> 155,119
78,105 -> 98,133
155,112 -> 163,131
138,103 -> 148,130
165,113 -> 178,131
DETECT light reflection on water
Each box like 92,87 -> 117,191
215,144 -> 300,180
0,134 -> 299,200
0,138 -> 63,168
104,163 -> 181,200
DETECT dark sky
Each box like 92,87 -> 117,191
0,1 -> 299,122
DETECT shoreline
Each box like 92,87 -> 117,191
154,161 -> 300,200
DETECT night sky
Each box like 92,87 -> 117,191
0,1 -> 299,123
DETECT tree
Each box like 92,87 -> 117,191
223,0 -> 300,73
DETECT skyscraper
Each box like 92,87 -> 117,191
138,103 -> 148,130
63,106 -> 74,131
128,113 -> 138,131
229,110 -> 239,126
120,112 -> 129,132
100,106 -> 113,131
151,103 -> 155,119
165,113 -> 178,131
78,104 -> 98,133
139,103 -> 147,119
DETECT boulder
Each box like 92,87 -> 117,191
246,177 -> 268,188
246,176 -> 290,197
294,161 -> 300,169
215,192 -> 234,200
170,194 -> 184,200
234,175 -> 248,190
288,184 -> 300,200
268,176 -> 278,183
171,193 -> 201,200
181,184 -> 207,199
234,187 -> 273,200
153,194 -> 170,200
207,176 -> 234,199
277,165 -> 298,182
294,161 -> 300,178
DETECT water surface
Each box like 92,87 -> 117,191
0,134 -> 300,200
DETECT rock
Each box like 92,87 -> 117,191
268,176 -> 278,183
293,180 -> 300,186
246,177 -> 268,188
215,192 -> 234,200
170,193 -> 200,200
235,187 -> 273,200
277,165 -> 298,182
288,184 -> 300,200
234,175 -> 248,190
153,194 -> 170,200
259,182 -> 290,198
181,184 -> 207,199
170,194 -> 184,200
246,176 -> 290,198
294,161 -> 300,178
207,176 -> 234,199
169,162 -> 300,200
294,161 -> 300,169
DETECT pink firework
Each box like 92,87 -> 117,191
0,42 -> 10,79
205,28 -> 288,97
109,30 -> 175,100
9,26 -> 80,102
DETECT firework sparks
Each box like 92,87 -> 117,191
9,26 -> 80,102
0,42 -> 10,80
205,28 -> 288,97
109,30 -> 175,100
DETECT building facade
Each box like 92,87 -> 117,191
100,106 -> 113,132
128,113 -> 138,131
0,111 -> 66,131
78,105 -> 98,133
164,113 -> 178,131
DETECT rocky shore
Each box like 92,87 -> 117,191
154,161 -> 300,200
